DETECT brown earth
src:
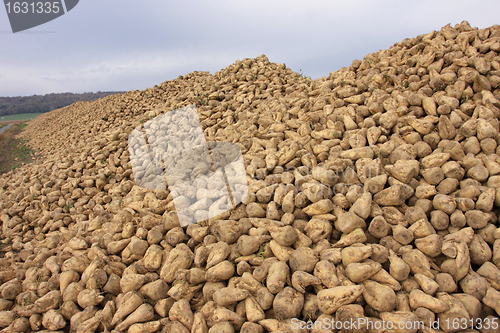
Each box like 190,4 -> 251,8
0,122 -> 39,174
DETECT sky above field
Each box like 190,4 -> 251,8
1,0 -> 500,97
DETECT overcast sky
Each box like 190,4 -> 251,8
1,0 -> 499,97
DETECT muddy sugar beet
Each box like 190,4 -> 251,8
1,20 -> 500,333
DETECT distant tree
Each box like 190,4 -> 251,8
0,91 -> 125,116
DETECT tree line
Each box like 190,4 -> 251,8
0,91 -> 124,116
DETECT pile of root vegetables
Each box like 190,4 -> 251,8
1,20 -> 500,333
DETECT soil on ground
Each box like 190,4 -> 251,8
0,119 -> 30,125
0,122 -> 40,174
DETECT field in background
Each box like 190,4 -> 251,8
0,122 -> 38,173
0,112 -> 42,122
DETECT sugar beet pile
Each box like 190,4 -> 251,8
1,21 -> 500,333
